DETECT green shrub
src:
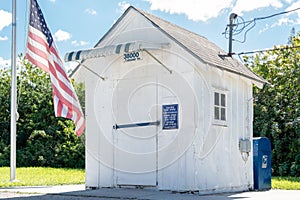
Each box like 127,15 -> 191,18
0,56 -> 85,168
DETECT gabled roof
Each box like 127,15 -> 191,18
131,7 -> 265,85
72,6 -> 266,85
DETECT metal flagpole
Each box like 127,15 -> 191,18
10,0 -> 17,182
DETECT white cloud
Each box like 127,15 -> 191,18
0,36 -> 8,41
145,0 -> 293,22
145,0 -> 233,22
71,40 -> 89,46
117,1 -> 130,13
260,17 -> 295,33
258,1 -> 300,32
0,10 -> 12,31
85,8 -> 97,15
285,1 -> 300,24
0,57 -> 23,69
54,29 -> 71,41
64,61 -> 79,71
49,0 -> 56,2
0,57 -> 10,68
259,24 -> 271,34
232,0 -> 283,16
284,0 -> 294,3
273,17 -> 294,26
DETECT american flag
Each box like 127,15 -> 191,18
26,0 -> 85,136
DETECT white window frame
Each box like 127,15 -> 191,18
213,89 -> 228,126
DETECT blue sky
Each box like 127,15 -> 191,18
1,0 -> 300,69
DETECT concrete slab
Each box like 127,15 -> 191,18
0,184 -> 85,194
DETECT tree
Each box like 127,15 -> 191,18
0,55 -> 85,168
244,33 -> 300,176
0,67 -> 11,166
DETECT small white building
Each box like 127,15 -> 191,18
67,6 -> 266,193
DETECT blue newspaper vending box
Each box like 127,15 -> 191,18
253,137 -> 272,190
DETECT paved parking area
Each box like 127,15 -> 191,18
0,185 -> 299,199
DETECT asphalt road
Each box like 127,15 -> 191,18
0,185 -> 299,199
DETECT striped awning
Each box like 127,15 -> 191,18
64,41 -> 170,62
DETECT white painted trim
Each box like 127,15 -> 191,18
212,88 -> 229,127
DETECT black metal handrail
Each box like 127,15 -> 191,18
113,120 -> 160,130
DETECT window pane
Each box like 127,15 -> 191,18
214,92 -> 219,105
221,94 -> 226,107
221,108 -> 226,121
214,107 -> 219,120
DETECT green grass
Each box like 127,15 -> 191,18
272,176 -> 300,190
0,167 -> 85,187
0,167 -> 299,190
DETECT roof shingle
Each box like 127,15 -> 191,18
134,7 -> 266,84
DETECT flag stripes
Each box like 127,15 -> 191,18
26,0 -> 85,136
27,27 -> 50,73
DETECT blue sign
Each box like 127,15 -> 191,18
162,104 -> 178,130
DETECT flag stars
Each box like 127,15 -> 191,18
29,0 -> 53,46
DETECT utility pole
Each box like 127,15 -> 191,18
228,13 -> 237,57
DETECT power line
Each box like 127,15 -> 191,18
237,44 -> 300,64
223,6 -> 300,44
237,45 -> 300,55
237,6 -> 300,25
